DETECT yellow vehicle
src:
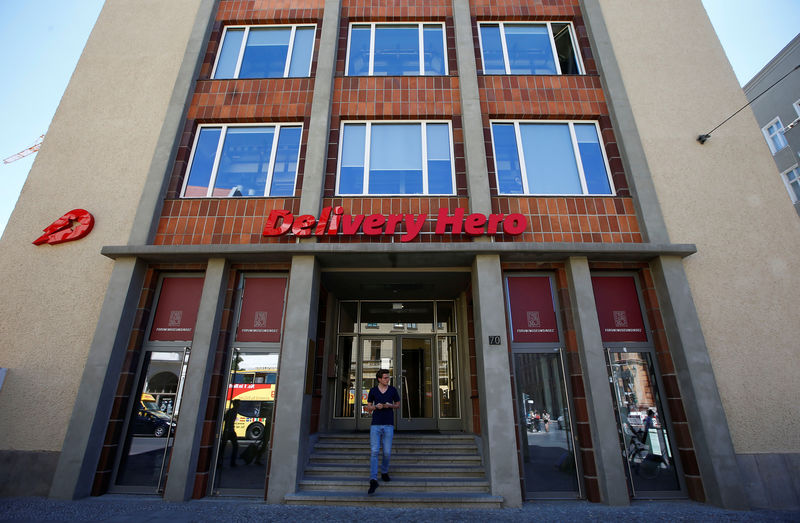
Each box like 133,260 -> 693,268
225,369 -> 276,440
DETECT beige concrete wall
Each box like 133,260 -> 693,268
0,0 -> 203,452
599,0 -> 800,453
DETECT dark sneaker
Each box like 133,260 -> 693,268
367,479 -> 379,495
381,473 -> 391,482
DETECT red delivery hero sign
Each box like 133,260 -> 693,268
591,276 -> 648,342
149,277 -> 204,342
236,277 -> 287,343
506,276 -> 559,343
263,207 -> 526,241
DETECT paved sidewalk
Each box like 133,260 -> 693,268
1,496 -> 798,522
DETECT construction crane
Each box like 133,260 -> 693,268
3,135 -> 44,165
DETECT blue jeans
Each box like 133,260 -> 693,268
369,424 -> 394,480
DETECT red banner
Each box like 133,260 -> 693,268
506,276 -> 559,343
591,276 -> 647,342
149,277 -> 204,341
236,277 -> 287,343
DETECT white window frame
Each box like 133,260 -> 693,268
335,120 -> 457,196
476,21 -> 584,75
344,22 -> 449,76
781,165 -> 800,203
761,116 -> 788,154
211,24 -> 317,79
180,123 -> 303,198
489,119 -> 615,196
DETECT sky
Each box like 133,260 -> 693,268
0,1 -> 799,236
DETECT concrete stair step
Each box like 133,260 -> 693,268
316,433 -> 477,442
313,442 -> 477,454
304,463 -> 486,478
309,453 -> 482,465
298,477 -> 490,493
284,490 -> 504,508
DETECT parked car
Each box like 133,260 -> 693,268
133,394 -> 175,437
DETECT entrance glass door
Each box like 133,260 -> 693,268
357,337 -> 394,430
398,337 -> 435,430
331,300 -> 461,431
606,350 -> 682,496
513,349 -> 581,498
114,348 -> 189,493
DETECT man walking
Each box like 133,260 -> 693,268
365,368 -> 400,495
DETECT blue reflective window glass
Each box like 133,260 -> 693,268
575,124 -> 611,194
339,124 -> 366,194
239,28 -> 290,78
214,127 -> 275,197
492,124 -> 523,194
288,27 -> 315,77
269,127 -> 302,196
214,29 -> 244,79
505,24 -> 556,75
423,25 -> 445,75
184,128 -> 222,197
520,123 -> 582,194
479,25 -> 505,74
369,124 -> 423,194
426,124 -> 453,194
373,25 -> 419,76
183,127 -> 222,197
348,26 -> 371,76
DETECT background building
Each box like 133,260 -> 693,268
0,0 -> 798,510
744,33 -> 800,216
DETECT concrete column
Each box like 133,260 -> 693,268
650,256 -> 748,509
298,0 -> 342,215
578,0 -> 670,244
452,0 -> 493,215
128,0 -> 218,244
49,257 -> 147,500
163,258 -> 230,502
266,256 -> 320,503
565,256 -> 629,505
470,255 -> 522,507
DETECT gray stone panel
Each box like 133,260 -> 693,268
163,258 -> 230,501
298,0 -> 342,215
129,0 -> 218,245
470,255 -> 522,507
565,257 -> 629,505
1,450 -> 59,497
579,0 -> 671,244
452,0 -> 492,215
49,257 -> 147,500
738,453 -> 800,510
650,256 -> 748,509
266,256 -> 320,503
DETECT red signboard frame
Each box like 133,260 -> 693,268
149,277 -> 205,342
506,276 -> 560,343
591,275 -> 648,343
236,277 -> 288,343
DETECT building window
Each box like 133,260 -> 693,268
491,121 -> 614,195
782,166 -> 800,203
181,124 -> 302,198
346,23 -> 447,76
478,22 -> 583,75
212,25 -> 316,79
337,121 -> 455,195
762,117 -> 788,154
